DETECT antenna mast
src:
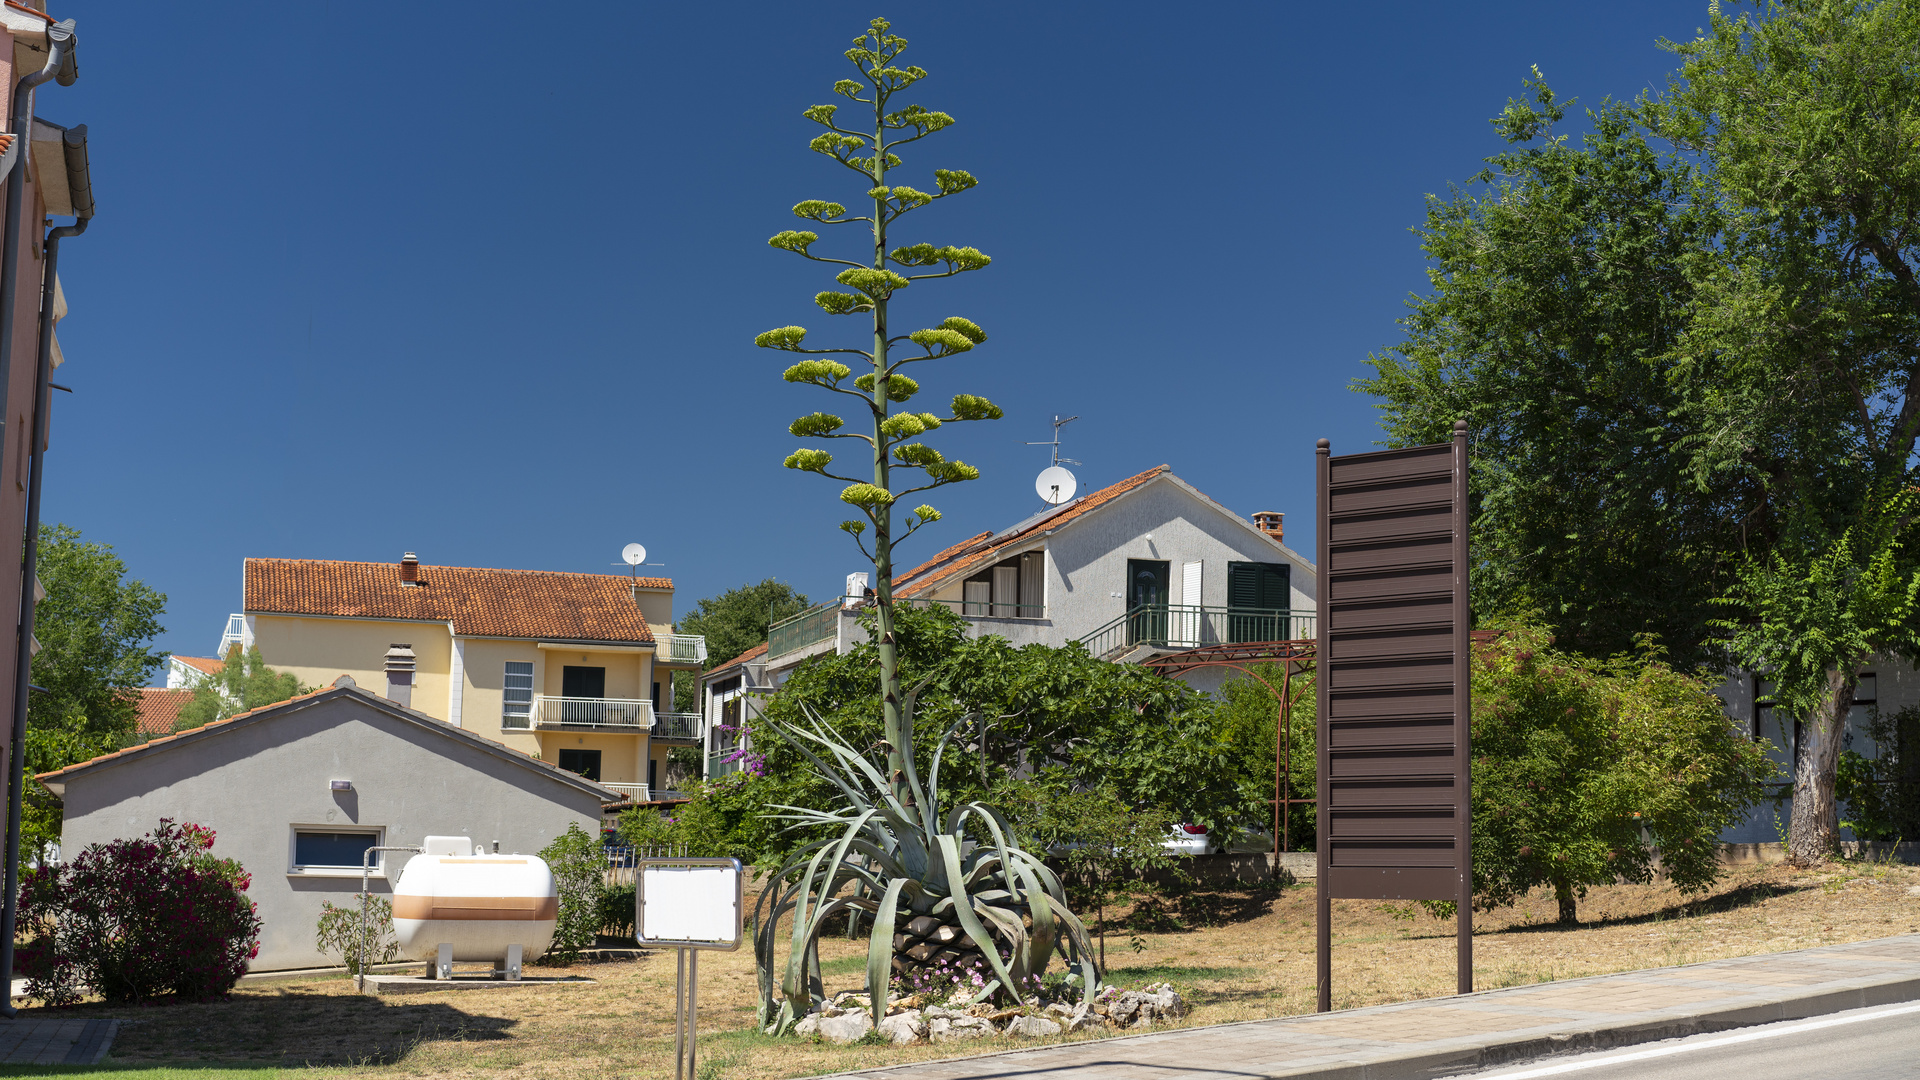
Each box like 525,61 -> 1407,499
1024,415 -> 1082,468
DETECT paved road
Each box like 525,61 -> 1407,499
1452,1001 -> 1920,1080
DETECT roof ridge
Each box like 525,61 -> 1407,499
245,556 -> 671,586
42,683 -> 341,780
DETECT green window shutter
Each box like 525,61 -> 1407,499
1227,562 -> 1291,643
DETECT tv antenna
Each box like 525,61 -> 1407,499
614,542 -> 665,584
1025,414 -> 1082,468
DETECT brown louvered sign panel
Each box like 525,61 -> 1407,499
1315,423 -> 1470,1010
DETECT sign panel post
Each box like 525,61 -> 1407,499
639,858 -> 744,1080
1316,422 -> 1471,1012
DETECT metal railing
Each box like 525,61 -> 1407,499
653,711 -> 701,740
602,782 -> 650,801
660,634 -> 708,665
603,843 -> 690,887
1074,605 -> 1317,659
533,695 -> 653,729
908,596 -> 1045,620
768,600 -> 841,658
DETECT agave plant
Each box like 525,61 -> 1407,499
752,701 -> 1100,1033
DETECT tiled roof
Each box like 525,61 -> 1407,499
172,655 -> 224,675
39,683 -> 616,801
134,688 -> 193,737
895,465 -> 1171,596
706,640 -> 769,678
894,531 -> 994,586
245,559 -> 667,644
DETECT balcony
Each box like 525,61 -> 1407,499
1075,605 -> 1317,661
659,634 -> 708,666
768,600 -> 840,659
653,711 -> 701,740
533,696 -> 652,730
602,782 -> 650,802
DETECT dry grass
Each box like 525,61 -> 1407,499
38,858 -> 1920,1080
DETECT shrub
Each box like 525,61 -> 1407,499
18,819 -> 261,1005
538,823 -> 604,964
598,883 -> 636,939
315,893 -> 401,974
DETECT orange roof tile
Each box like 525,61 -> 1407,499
134,688 -> 193,737
245,559 -> 667,644
896,465 -> 1170,596
894,531 -> 995,587
172,654 -> 224,676
707,640 -> 769,677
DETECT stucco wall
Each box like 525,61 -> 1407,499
251,614 -> 453,722
458,637 -> 542,753
57,691 -> 605,971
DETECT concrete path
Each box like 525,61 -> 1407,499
829,934 -> 1920,1080
0,1017 -> 118,1065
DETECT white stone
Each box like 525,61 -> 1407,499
1007,1014 -> 1063,1038
878,1011 -> 927,1045
793,1014 -> 821,1037
930,1017 -> 990,1043
817,1010 -> 875,1045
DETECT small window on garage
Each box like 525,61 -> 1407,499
291,828 -> 383,874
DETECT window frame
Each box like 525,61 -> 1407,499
287,825 -> 386,879
503,660 -> 534,729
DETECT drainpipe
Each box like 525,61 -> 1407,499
0,19 -> 75,456
0,115 -> 89,1019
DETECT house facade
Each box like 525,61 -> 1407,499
700,465 -> 1318,779
41,684 -> 611,970
237,554 -> 705,804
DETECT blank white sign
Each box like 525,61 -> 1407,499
641,865 -> 739,945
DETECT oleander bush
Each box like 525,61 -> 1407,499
18,819 -> 261,1005
315,893 -> 401,974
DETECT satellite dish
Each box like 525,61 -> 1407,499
622,543 -> 647,567
1036,466 -> 1078,506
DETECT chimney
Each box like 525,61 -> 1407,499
384,644 -> 416,707
843,571 -> 869,610
399,552 -> 419,586
1252,511 -> 1284,543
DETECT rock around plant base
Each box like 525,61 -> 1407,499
777,984 -> 1188,1046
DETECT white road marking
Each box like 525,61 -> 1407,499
1447,1001 -> 1920,1078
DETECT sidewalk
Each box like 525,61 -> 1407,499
0,1017 -> 117,1066
829,933 -> 1920,1080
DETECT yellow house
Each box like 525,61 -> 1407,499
240,553 -> 706,803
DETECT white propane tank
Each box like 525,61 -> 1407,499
391,836 -> 558,963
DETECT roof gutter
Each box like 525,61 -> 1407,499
0,32 -> 81,1015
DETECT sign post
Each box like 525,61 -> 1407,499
638,857 -> 744,1080
1315,422 -> 1472,1012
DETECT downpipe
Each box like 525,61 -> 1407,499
0,119 -> 87,1016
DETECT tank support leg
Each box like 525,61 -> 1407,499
506,944 -> 522,981
437,943 -> 453,980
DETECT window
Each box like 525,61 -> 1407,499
291,828 -> 382,874
503,661 -> 533,728
558,748 -> 602,781
964,551 -> 1044,619
1227,561 -> 1292,642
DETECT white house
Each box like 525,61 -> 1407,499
700,464 -> 1318,778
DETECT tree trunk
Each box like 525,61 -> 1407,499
1552,878 -> 1578,925
1787,667 -> 1859,865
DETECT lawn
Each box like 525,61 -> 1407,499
25,858 -> 1920,1080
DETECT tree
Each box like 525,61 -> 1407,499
175,645 -> 308,729
25,523 -> 167,856
537,823 -> 604,966
674,579 -> 809,712
1645,0 -> 1920,861
681,580 -> 811,670
1467,626 -> 1772,924
755,16 -> 1001,814
1355,78 -> 1739,666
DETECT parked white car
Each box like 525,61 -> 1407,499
1164,823 -> 1212,856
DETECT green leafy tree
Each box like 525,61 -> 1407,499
673,579 -> 809,712
755,16 -> 1001,814
537,823 -> 605,965
1211,663 -> 1317,852
1355,78 -> 1736,665
1468,626 -> 1773,924
176,645 -> 308,729
25,523 -> 167,857
1836,702 -> 1920,842
1645,0 -> 1920,861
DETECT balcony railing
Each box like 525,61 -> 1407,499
768,600 -> 841,659
653,711 -> 701,740
660,634 -> 708,665
533,696 -> 653,729
1074,605 -> 1316,660
602,782 -> 650,802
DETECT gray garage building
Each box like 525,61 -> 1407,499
39,680 -> 614,971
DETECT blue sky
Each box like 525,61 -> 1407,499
37,2 -> 1708,671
